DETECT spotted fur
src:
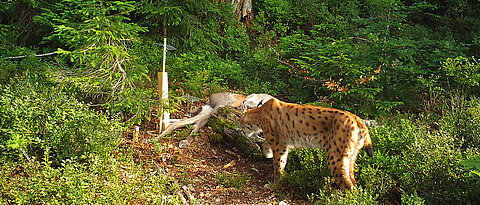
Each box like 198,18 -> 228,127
239,98 -> 373,190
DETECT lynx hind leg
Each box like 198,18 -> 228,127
348,126 -> 364,187
348,148 -> 360,186
261,141 -> 273,158
272,144 -> 289,189
328,154 -> 354,190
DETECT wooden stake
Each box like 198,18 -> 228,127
158,38 -> 170,132
158,71 -> 163,132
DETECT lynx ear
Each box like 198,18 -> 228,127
241,100 -> 247,113
256,99 -> 264,107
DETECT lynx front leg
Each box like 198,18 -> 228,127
261,141 -> 273,158
328,153 -> 354,190
272,144 -> 289,189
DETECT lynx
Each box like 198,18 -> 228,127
239,98 -> 373,190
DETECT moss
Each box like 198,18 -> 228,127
207,133 -> 223,143
208,117 -> 223,132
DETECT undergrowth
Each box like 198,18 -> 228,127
0,78 -> 181,204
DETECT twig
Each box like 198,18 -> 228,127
348,36 -> 370,42
3,42 -> 98,60
3,51 -> 57,60
20,148 -> 33,163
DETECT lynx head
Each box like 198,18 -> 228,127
362,129 -> 374,157
241,94 -> 276,112
239,98 -> 276,126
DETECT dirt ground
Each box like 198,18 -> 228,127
121,104 -> 312,204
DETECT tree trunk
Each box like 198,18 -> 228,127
228,0 -> 253,26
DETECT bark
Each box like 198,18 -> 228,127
231,0 -> 252,18
229,0 -> 253,26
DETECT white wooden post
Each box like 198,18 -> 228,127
159,38 -> 170,132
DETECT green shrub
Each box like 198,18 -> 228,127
0,78 -> 179,203
183,68 -> 212,98
362,114 -> 480,204
442,57 -> 480,92
357,163 -> 396,202
283,149 -> 329,196
436,96 -> 480,149
0,80 -> 123,163
283,148 -> 380,203
461,155 -> 480,177
0,57 -> 51,86
401,191 -> 425,205
103,87 -> 159,125
169,52 -> 248,97
0,154 -> 180,204
313,187 -> 378,205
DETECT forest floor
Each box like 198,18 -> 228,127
120,103 -> 311,204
